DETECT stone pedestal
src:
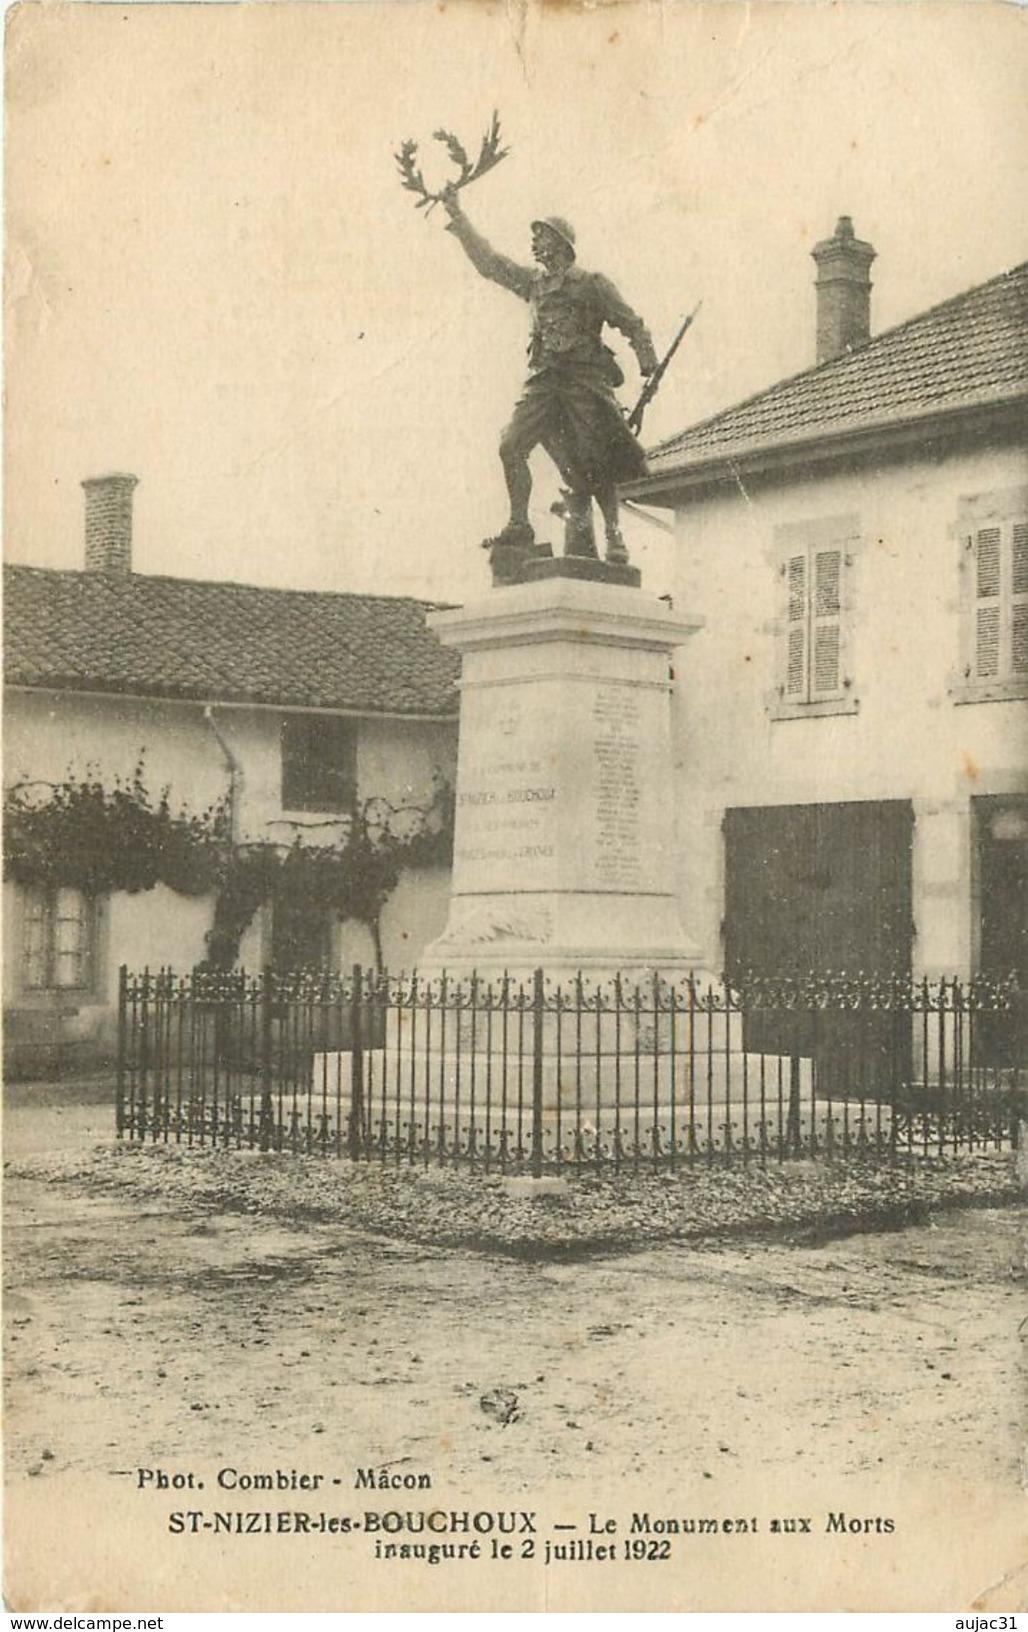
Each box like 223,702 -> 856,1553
423,570 -> 708,982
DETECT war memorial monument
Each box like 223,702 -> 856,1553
398,120 -> 708,995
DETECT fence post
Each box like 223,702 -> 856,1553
531,967 -> 545,1178
152,967 -> 165,1142
116,965 -> 128,1138
348,963 -> 365,1160
787,1054 -> 802,1154
138,966 -> 151,1140
258,965 -> 274,1153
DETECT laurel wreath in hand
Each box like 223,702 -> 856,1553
395,111 -> 509,213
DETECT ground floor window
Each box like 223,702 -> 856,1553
22,886 -> 97,994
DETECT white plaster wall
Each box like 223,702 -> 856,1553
4,693 -> 459,1063
3,878 -> 211,1064
670,443 -> 1028,977
338,919 -> 379,972
4,694 -> 457,854
108,887 -> 214,978
4,692 -> 230,822
380,865 -> 451,970
306,871 -> 451,976
237,911 -> 266,972
359,719 -> 457,816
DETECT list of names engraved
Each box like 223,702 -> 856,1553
590,687 -> 641,890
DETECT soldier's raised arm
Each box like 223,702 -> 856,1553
441,186 -> 534,301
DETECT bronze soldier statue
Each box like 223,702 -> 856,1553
440,185 -> 657,570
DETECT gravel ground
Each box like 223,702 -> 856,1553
6,1135 -> 1023,1257
5,1095 -> 1027,1612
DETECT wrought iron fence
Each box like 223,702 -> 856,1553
117,965 -> 1025,1173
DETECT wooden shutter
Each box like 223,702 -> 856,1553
811,548 -> 842,697
1012,522 -> 1028,676
974,526 -> 1002,678
776,522 -> 855,708
784,553 -> 808,698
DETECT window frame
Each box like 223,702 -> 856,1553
21,885 -> 99,997
953,489 -> 1028,705
279,712 -> 359,815
769,517 -> 860,721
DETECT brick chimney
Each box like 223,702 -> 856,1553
811,216 -> 875,364
82,473 -> 138,574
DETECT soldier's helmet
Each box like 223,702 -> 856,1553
531,216 -> 576,257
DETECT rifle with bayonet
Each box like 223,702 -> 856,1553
627,301 -> 702,435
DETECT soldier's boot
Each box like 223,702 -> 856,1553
484,520 -> 536,586
563,495 -> 599,559
604,524 -> 630,566
595,486 -> 630,565
483,520 -> 535,553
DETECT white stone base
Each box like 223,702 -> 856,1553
424,574 -> 706,986
314,1049 -> 817,1125
499,1175 -> 569,1198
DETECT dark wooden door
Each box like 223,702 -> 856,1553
272,898 -> 333,973
975,796 -> 1028,1067
723,801 -> 914,1093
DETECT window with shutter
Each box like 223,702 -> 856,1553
974,527 -> 1002,679
772,522 -> 857,719
785,554 -> 808,698
1012,523 -> 1028,676
959,498 -> 1028,701
812,549 -> 842,696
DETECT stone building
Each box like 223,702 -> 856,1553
3,476 -> 459,1076
625,223 -> 1026,1049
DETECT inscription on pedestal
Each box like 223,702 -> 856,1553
425,581 -> 703,973
454,757 -> 557,873
590,687 -> 641,890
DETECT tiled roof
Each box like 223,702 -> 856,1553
3,566 -> 460,715
642,262 -> 1028,479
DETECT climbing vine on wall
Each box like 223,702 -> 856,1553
4,763 -> 455,971
4,761 -> 228,898
201,783 -> 454,970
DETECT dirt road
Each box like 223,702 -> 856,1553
4,1105 -> 1026,1611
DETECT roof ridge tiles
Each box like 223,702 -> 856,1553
645,259 -> 1028,471
2,560 -> 455,614
3,563 -> 461,715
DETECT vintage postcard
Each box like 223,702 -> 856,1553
4,0 -> 1026,1615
